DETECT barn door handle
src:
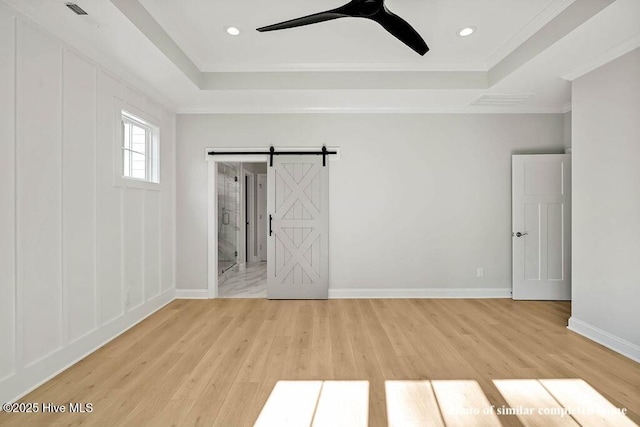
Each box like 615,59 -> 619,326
269,215 -> 273,236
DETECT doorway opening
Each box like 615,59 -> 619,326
217,162 -> 239,276
216,161 -> 268,298
207,146 -> 338,300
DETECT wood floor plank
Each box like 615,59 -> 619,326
310,302 -> 333,380
212,382 -> 259,427
328,300 -> 358,379
1,299 -> 638,427
284,304 -> 314,379
345,301 -> 388,427
358,300 -> 409,379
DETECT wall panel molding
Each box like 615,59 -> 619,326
0,1 -> 176,403
17,18 -> 64,367
0,8 -> 17,382
1,290 -> 175,403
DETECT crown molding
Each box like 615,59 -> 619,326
109,0 -> 603,91
562,33 -> 640,81
176,105 -> 568,115
200,62 -> 488,73
135,0 -> 614,92
199,70 -> 488,90
109,0 -> 201,87
489,0 -> 614,86
6,0 -> 612,112
485,0 -> 576,68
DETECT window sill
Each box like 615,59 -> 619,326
114,175 -> 161,191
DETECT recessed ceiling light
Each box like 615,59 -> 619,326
458,26 -> 476,37
225,26 -> 241,36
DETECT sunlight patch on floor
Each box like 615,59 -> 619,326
493,379 -> 578,426
255,379 -> 636,426
539,379 -> 637,427
494,379 -> 637,427
432,380 -> 502,426
385,381 -> 444,427
313,381 -> 369,427
254,381 -> 322,427
254,381 -> 369,427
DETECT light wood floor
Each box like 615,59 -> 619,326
1,299 -> 639,426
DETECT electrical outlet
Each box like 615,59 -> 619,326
477,268 -> 484,278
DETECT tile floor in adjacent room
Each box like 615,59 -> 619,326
218,262 -> 267,298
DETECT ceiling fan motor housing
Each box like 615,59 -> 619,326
358,0 -> 383,17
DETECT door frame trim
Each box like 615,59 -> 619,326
256,173 -> 267,262
205,147 -> 340,298
207,153 -> 268,298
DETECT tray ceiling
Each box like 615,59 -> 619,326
137,0 -> 569,72
3,0 -> 638,112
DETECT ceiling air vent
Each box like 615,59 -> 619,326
65,3 -> 88,15
470,94 -> 533,107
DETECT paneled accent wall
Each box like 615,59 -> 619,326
0,2 -> 176,402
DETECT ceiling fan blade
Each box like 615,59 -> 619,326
257,7 -> 352,32
370,7 -> 429,55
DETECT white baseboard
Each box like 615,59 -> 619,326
175,288 -> 210,299
0,289 -> 176,404
175,287 -> 511,299
328,288 -> 512,299
568,317 -> 640,363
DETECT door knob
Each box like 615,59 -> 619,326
515,232 -> 528,237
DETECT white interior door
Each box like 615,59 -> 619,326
257,173 -> 267,261
512,154 -> 571,300
267,156 -> 329,299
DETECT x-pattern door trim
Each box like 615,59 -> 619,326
268,155 -> 329,299
274,161 -> 321,219
272,226 -> 321,283
273,161 -> 321,284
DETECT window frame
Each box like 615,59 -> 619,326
113,100 -> 161,190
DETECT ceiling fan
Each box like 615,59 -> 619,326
257,0 -> 429,56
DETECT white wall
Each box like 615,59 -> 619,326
176,114 -> 565,295
563,111 -> 572,149
570,48 -> 640,361
0,3 -> 176,402
243,162 -> 268,262
244,163 -> 267,174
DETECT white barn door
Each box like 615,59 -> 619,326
267,155 -> 329,299
512,154 -> 571,300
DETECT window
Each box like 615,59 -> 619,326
121,110 -> 159,183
